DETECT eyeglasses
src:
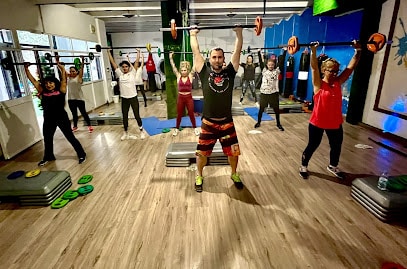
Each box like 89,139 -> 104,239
325,69 -> 339,74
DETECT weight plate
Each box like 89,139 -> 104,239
25,168 -> 41,178
7,170 -> 25,180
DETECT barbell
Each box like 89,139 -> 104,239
160,16 -> 263,40
1,57 -> 89,71
91,43 -> 158,53
44,52 -> 96,62
247,32 -> 390,55
131,48 -> 249,58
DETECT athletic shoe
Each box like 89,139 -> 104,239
195,175 -> 203,192
72,127 -> 78,132
299,166 -> 309,179
255,102 -> 260,108
231,173 -> 244,189
38,160 -> 49,166
277,124 -> 285,131
327,165 -> 345,179
194,128 -> 200,136
172,129 -> 178,136
79,156 -> 86,164
140,129 -> 146,140
88,126 -> 94,133
254,122 -> 260,128
121,132 -> 129,141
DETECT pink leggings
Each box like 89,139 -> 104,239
176,94 -> 196,128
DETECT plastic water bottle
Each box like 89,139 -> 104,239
377,171 -> 389,191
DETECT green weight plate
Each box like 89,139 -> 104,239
386,179 -> 406,193
62,190 -> 79,200
78,174 -> 93,184
78,185 -> 94,195
157,48 -> 161,57
162,128 -> 170,133
51,198 -> 70,209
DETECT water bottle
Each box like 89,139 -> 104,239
377,171 -> 389,191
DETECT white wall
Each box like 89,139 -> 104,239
40,5 -> 98,42
0,0 -> 43,32
362,0 -> 407,139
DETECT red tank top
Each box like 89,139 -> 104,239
309,80 -> 343,129
146,53 -> 156,72
178,77 -> 192,93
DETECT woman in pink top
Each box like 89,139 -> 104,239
169,51 -> 199,136
299,41 -> 361,180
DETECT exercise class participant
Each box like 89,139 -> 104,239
169,51 -> 199,137
239,54 -> 259,105
134,49 -> 148,107
190,26 -> 244,192
255,51 -> 284,131
108,49 -> 146,140
24,58 -> 86,166
146,51 -> 157,93
299,41 -> 361,180
65,56 -> 94,133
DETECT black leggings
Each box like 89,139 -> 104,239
136,84 -> 147,105
43,114 -> 86,161
68,99 -> 91,127
147,72 -> 157,92
301,123 -> 343,167
121,96 -> 142,131
258,92 -> 280,125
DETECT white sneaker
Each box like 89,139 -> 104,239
140,130 -> 146,140
172,129 -> 178,136
255,102 -> 260,108
194,128 -> 200,136
120,132 -> 128,141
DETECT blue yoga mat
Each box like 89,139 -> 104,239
142,116 -> 163,136
157,116 -> 202,129
244,107 -> 274,121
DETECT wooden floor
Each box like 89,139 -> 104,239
1,90 -> 407,269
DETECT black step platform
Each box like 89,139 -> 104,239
165,142 -> 228,167
0,170 -> 72,206
351,176 -> 407,222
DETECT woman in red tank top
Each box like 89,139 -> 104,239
299,41 -> 362,180
169,52 -> 199,136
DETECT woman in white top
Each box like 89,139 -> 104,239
255,52 -> 284,131
66,56 -> 93,133
108,49 -> 146,140
134,49 -> 147,107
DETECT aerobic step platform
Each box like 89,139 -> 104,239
165,142 -> 228,167
351,176 -> 407,222
88,112 -> 123,125
231,103 -> 245,116
0,170 -> 72,206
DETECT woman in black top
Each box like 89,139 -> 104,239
24,58 -> 86,166
239,54 -> 259,105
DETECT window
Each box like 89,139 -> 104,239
17,30 -> 49,47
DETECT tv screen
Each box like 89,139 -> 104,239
313,0 -> 339,15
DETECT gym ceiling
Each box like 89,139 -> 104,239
31,0 -> 381,34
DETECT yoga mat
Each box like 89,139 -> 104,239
142,116 -> 162,136
244,107 -> 274,121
